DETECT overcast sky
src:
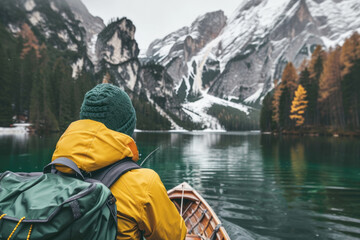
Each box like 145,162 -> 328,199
81,0 -> 241,53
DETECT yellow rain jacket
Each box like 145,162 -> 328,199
52,119 -> 187,240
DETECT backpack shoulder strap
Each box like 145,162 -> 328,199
44,157 -> 85,180
90,158 -> 140,188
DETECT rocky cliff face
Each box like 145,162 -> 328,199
209,0 -> 324,103
63,0 -> 105,65
95,18 -> 140,91
146,11 -> 226,88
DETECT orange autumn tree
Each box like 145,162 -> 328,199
290,84 -> 308,126
102,72 -> 111,83
19,23 -> 45,59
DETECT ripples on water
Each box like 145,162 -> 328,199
1,132 -> 360,239
135,132 -> 360,240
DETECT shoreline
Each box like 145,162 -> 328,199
262,129 -> 360,137
0,123 -> 34,135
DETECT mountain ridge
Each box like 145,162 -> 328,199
146,0 -> 360,105
1,0 -> 359,131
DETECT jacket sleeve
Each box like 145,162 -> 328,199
139,172 -> 187,240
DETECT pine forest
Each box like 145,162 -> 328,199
0,22 -> 95,132
261,32 -> 360,135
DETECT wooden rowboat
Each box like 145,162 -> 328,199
168,182 -> 231,240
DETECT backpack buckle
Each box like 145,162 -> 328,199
108,195 -> 116,205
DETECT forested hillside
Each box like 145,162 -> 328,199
0,22 -> 95,131
261,32 -> 360,135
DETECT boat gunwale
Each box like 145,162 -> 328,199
168,182 -> 231,240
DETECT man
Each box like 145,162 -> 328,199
51,83 -> 187,239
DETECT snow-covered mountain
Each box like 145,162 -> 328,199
146,0 -> 360,107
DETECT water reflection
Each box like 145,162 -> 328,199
134,132 -> 267,239
261,135 -> 360,239
0,134 -> 59,172
1,132 -> 360,239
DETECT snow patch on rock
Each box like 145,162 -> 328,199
8,24 -> 20,34
68,43 -> 78,52
105,33 -> 128,64
44,29 -> 52,39
182,92 -> 250,130
50,1 -> 59,12
57,30 -> 69,42
71,58 -> 84,78
320,32 -> 357,49
75,34 -> 81,42
28,11 -> 44,26
145,90 -> 183,130
244,83 -> 264,103
307,0 -> 360,43
24,0 -> 36,12
124,64 -> 138,91
89,34 -> 98,57
214,0 -> 299,70
61,12 -> 70,22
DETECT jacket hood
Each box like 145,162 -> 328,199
52,119 -> 139,173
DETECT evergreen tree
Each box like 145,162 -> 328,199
29,49 -> 59,132
260,91 -> 274,131
282,62 -> 298,93
279,62 -> 298,129
272,79 -> 283,130
11,41 -> 22,118
298,67 -> 311,125
290,84 -> 308,127
19,49 -> 37,117
53,58 -> 73,130
74,71 -> 95,118
307,45 -> 325,125
29,68 -> 42,130
340,32 -> 360,128
18,23 -> 42,119
0,43 -> 13,126
319,47 -> 344,127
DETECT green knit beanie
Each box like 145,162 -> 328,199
80,84 -> 136,136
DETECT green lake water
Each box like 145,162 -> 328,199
1,131 -> 360,240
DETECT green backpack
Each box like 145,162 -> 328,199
0,157 -> 140,240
